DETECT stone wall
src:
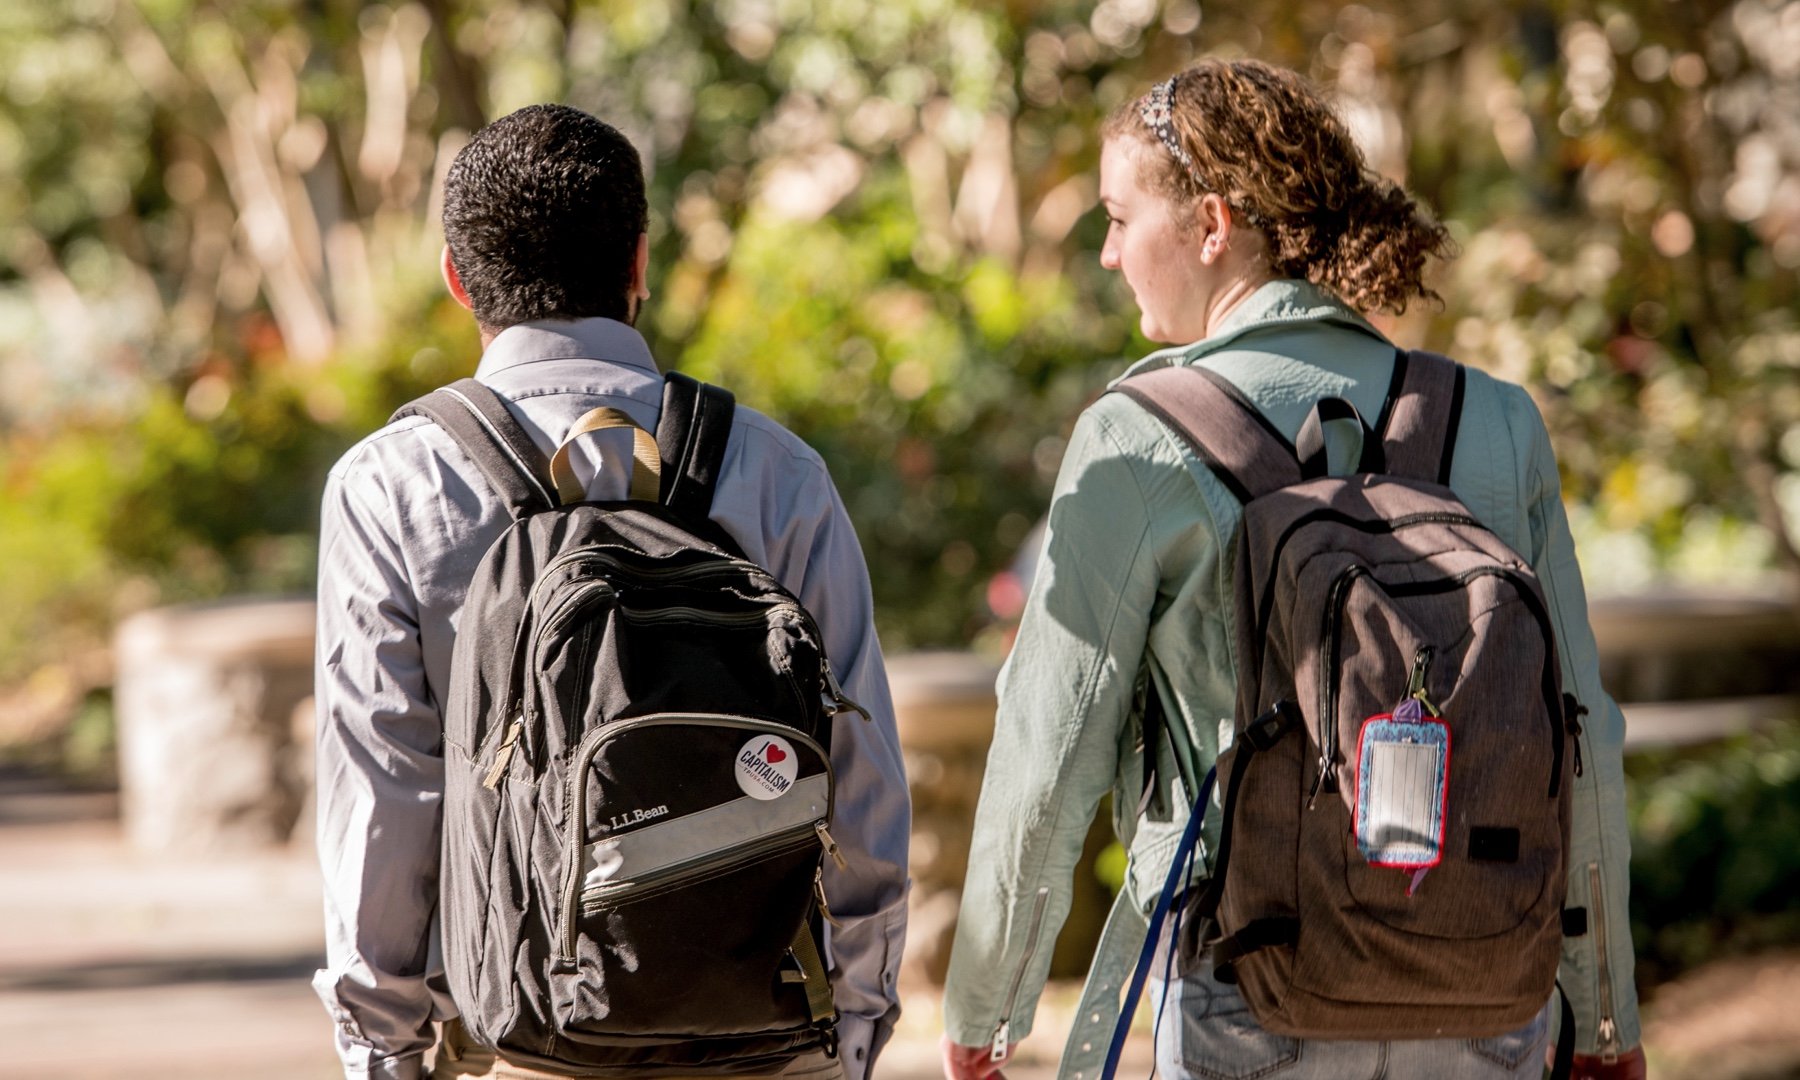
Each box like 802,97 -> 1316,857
114,598 -> 317,854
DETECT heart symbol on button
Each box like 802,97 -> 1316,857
763,742 -> 788,764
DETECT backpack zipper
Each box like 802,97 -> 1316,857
1254,510 -> 1492,668
532,579 -> 619,751
1321,566 -> 1567,798
1311,565 -> 1367,806
822,658 -> 872,722
1587,861 -> 1622,1061
578,826 -> 823,913
526,547 -> 793,618
617,603 -> 803,626
481,714 -> 526,789
990,885 -> 1051,1062
814,865 -> 842,927
558,713 -> 835,965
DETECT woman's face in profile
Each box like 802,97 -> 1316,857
1098,137 -> 1212,344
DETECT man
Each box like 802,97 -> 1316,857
312,104 -> 910,1080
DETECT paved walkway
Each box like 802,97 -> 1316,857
0,771 -> 1146,1080
28,766 -> 1800,1080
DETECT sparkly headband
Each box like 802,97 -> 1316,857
1137,75 -> 1269,229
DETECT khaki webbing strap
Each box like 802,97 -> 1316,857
1379,350 -> 1464,485
550,407 -> 662,505
1116,365 -> 1302,503
789,923 -> 836,1024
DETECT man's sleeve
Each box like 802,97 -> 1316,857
312,461 -> 446,1080
941,406 -> 1160,1052
1513,389 -> 1642,1056
775,465 -> 911,1080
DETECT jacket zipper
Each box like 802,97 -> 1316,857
1587,861 -> 1622,1061
559,713 -> 835,964
990,885 -> 1051,1062
1311,565 -> 1367,806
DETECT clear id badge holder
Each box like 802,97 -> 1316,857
1354,648 -> 1450,894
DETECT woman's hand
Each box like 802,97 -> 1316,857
1559,1046 -> 1648,1079
941,1035 -> 1015,1080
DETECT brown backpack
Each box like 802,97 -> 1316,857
1118,350 -> 1580,1040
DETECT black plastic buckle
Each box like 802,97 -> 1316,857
1245,700 -> 1300,751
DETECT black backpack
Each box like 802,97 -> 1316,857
393,373 -> 864,1075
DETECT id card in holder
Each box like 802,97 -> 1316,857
1354,699 -> 1450,872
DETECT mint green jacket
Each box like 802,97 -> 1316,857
941,281 -> 1640,1078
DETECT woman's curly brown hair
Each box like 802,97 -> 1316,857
1103,59 -> 1454,315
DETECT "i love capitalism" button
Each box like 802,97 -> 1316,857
735,735 -> 798,800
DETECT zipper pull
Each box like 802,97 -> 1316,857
1564,695 -> 1588,778
1407,646 -> 1440,717
481,718 -> 525,789
822,659 -> 872,722
814,821 -> 848,870
989,1020 -> 1011,1063
1306,753 -> 1331,810
1596,1016 -> 1620,1062
813,866 -> 843,927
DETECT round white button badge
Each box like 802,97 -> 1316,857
735,735 -> 799,800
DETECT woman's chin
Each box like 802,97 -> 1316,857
1139,315 -> 1171,344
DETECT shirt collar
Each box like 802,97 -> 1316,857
1111,280 -> 1389,386
474,318 -> 661,380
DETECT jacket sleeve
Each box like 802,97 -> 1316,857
941,407 -> 1162,1052
311,461 -> 445,1080
771,463 -> 911,1080
1514,389 -> 1642,1056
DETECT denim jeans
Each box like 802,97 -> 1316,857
1148,932 -> 1553,1080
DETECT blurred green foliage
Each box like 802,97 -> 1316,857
1627,725 -> 1800,985
2,0 -> 1799,691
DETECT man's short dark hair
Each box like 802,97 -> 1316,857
442,104 -> 649,328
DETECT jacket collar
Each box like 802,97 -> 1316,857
1110,280 -> 1389,387
474,318 -> 661,380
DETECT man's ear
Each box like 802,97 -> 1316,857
441,245 -> 475,311
630,233 -> 651,303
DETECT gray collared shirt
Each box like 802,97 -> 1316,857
312,318 -> 910,1079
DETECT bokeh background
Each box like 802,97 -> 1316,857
2,1 -> 1799,1077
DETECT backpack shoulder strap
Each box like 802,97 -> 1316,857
390,378 -> 556,518
655,371 -> 737,521
1375,349 -> 1466,486
1115,364 -> 1301,503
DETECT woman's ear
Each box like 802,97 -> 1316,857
1196,193 -> 1234,265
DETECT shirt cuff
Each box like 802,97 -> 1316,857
339,1052 -> 426,1080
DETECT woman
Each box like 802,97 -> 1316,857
940,60 -> 1645,1080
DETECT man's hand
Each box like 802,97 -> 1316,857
1561,1047 -> 1647,1079
941,1035 -> 1014,1080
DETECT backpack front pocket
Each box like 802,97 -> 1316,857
551,714 -> 834,1038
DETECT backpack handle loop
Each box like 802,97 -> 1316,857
551,407 -> 663,504
1296,397 -> 1386,480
